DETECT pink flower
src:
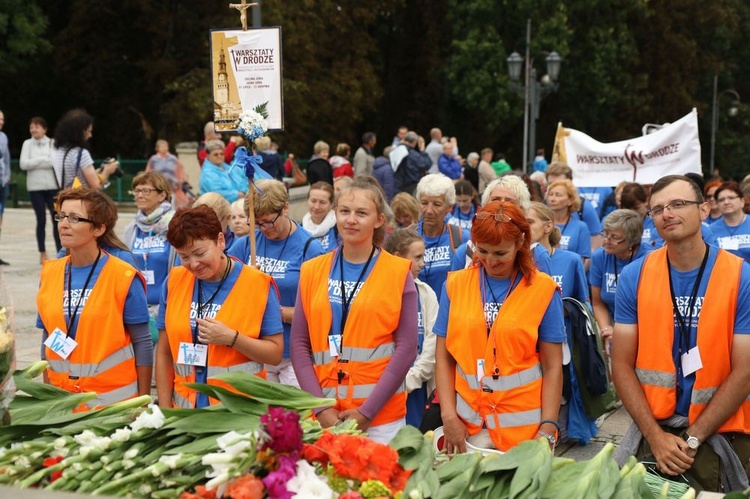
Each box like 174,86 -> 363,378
261,454 -> 296,499
261,407 -> 303,454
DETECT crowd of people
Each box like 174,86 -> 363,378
4,108 -> 750,491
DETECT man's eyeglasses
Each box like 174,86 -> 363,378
647,199 -> 702,218
600,232 -> 625,244
256,211 -> 282,229
54,213 -> 95,225
130,187 -> 161,196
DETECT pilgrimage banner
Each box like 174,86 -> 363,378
552,109 -> 701,187
210,27 -> 284,132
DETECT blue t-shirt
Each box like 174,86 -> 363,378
447,205 -> 475,231
57,245 -> 138,268
418,222 -> 470,295
589,244 -> 652,317
615,245 -> 750,416
710,216 -> 750,263
578,187 -> 613,219
641,216 -> 659,248
156,261 -> 282,408
549,248 -> 589,303
571,199 -> 603,236
227,226 -> 325,358
433,271 -> 565,344
706,214 -> 722,225
315,226 -> 340,253
36,254 -> 149,337
449,241 -> 551,275
131,228 -> 172,305
556,218 -> 591,258
328,250 -> 380,336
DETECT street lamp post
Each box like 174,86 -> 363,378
709,73 -> 741,178
506,25 -> 562,173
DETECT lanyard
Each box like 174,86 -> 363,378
610,249 -> 635,286
192,259 -> 232,344
481,269 -> 518,379
338,245 -> 376,338
667,243 -> 709,355
65,250 -> 102,339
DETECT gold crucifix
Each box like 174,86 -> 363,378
229,0 -> 258,30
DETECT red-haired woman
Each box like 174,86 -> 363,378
433,201 -> 565,453
155,205 -> 283,409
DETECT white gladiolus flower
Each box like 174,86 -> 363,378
14,456 -> 29,467
112,428 -> 132,442
122,459 -> 136,470
202,453 -> 235,466
72,462 -> 84,472
158,453 -> 182,470
54,438 -> 67,450
138,484 -> 152,495
74,430 -> 97,446
124,448 -> 140,460
130,404 -> 165,431
287,460 -> 334,499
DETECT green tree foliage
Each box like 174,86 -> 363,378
0,0 -> 51,73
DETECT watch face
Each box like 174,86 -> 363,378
686,436 -> 700,449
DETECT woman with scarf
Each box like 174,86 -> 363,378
303,182 -> 338,252
123,172 -> 177,339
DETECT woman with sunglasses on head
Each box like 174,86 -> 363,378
589,209 -> 651,355
291,176 -> 418,444
227,179 -> 325,387
155,205 -> 283,409
37,188 -> 152,410
711,181 -> 750,263
434,201 -> 564,453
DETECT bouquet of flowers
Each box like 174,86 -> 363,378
235,103 -> 269,143
184,408 -> 410,499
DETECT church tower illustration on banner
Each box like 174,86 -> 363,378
216,44 -> 229,105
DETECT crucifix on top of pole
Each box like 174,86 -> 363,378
229,0 -> 259,30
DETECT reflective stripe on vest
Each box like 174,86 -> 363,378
485,408 -> 542,429
174,363 -> 192,377
456,364 -> 480,390
456,393 -> 483,426
331,382 -> 406,400
207,361 -> 263,378
635,367 -> 675,389
311,343 -> 396,365
85,381 -> 138,408
48,345 -> 135,378
481,363 -> 542,392
173,391 -> 192,409
691,387 -> 750,405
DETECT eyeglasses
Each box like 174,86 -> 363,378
130,188 -> 160,196
474,211 -> 514,224
647,199 -> 702,218
600,232 -> 625,243
54,213 -> 95,224
256,211 -> 282,229
716,195 -> 741,204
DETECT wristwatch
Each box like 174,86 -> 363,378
537,430 -> 557,447
682,432 -> 701,450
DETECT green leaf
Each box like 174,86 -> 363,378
163,435 -> 221,455
211,372 -> 334,410
182,382 -> 268,415
163,411 -> 259,435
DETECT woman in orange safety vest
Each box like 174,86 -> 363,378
291,176 -> 418,444
37,188 -> 152,410
154,205 -> 283,409
433,201 -> 565,453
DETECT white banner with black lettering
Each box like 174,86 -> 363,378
210,27 -> 284,132
555,109 -> 701,187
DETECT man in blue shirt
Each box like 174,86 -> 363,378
612,175 -> 750,491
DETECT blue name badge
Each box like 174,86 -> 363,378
43,328 -> 78,359
177,342 -> 208,367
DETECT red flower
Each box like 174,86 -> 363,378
338,492 -> 363,499
42,456 -> 64,483
180,485 -> 217,498
225,474 -> 264,499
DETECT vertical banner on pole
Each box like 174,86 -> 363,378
210,27 -> 284,133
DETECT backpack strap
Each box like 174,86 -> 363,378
447,223 -> 462,252
302,236 -> 315,260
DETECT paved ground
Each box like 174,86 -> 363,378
0,206 -> 633,460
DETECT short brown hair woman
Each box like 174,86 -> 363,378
155,205 -> 283,408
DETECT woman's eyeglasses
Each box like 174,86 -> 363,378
54,213 -> 95,224
600,232 -> 625,244
130,187 -> 161,196
256,211 -> 282,229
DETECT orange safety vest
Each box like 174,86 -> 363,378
165,263 -> 271,408
37,253 -> 145,411
636,247 -> 750,432
445,266 -> 558,452
299,249 -> 412,426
